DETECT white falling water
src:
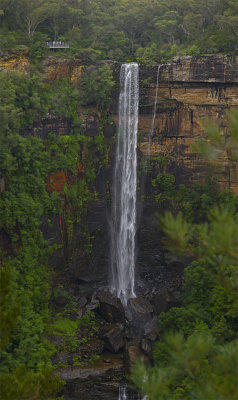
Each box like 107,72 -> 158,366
148,65 -> 161,152
118,383 -> 148,400
110,63 -> 139,304
118,384 -> 127,400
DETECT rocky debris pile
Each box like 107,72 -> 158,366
57,353 -> 124,400
102,323 -> 124,353
51,283 -> 182,400
96,289 -> 125,323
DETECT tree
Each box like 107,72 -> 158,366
81,65 -> 115,110
111,0 -> 154,56
7,0 -> 55,38
0,265 -> 20,351
131,332 -> 238,400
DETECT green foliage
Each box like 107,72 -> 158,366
46,133 -> 82,174
79,311 -> 99,334
28,32 -> 49,64
0,0 -> 237,61
46,78 -> 81,127
49,317 -> 79,352
48,318 -> 79,338
0,72 -> 81,135
50,311 -> 100,367
132,332 -> 238,400
0,72 -> 84,398
0,365 -> 64,400
63,180 -> 92,223
194,110 -> 238,162
81,65 -> 115,110
152,172 -> 176,204
152,168 -> 238,222
0,54 -> 113,399
184,44 -> 201,56
0,265 -> 20,351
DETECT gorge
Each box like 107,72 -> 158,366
0,52 -> 238,400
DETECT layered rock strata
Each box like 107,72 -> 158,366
138,55 -> 238,192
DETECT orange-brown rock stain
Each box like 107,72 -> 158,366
0,56 -> 30,74
43,57 -> 86,83
47,170 -> 67,192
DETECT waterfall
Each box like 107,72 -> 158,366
118,384 -> 128,400
148,64 -> 161,153
110,63 -> 139,304
118,383 -> 148,400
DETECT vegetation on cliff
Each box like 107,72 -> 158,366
0,0 -> 237,63
0,66 -> 115,398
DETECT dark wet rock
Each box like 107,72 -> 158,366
125,340 -> 148,368
96,290 -> 125,323
81,112 -> 100,137
144,316 -> 159,338
122,297 -> 153,339
78,296 -> 87,308
54,294 -> 68,307
85,299 -> 99,313
127,297 -> 153,319
150,289 -> 181,315
41,215 -> 62,245
50,335 -> 66,347
147,329 -> 159,342
63,381 -> 119,400
53,351 -> 74,365
124,323 -> 135,341
53,337 -> 104,366
69,310 -> 81,321
80,338 -> 104,357
164,253 -> 187,270
103,323 -> 124,353
56,353 -> 124,382
104,122 -> 116,138
125,297 -> 153,338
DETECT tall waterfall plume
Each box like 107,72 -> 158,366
110,63 -> 139,304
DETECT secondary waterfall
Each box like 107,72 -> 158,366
110,63 -> 139,304
148,64 -> 161,152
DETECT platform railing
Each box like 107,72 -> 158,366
46,42 -> 69,49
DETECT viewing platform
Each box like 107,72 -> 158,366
46,42 -> 69,49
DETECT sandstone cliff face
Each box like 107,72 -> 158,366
1,54 -> 237,282
0,52 -> 30,74
39,54 -> 238,191
138,55 -> 238,192
42,57 -> 85,82
162,55 -> 238,83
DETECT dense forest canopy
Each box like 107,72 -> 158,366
0,0 -> 237,62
